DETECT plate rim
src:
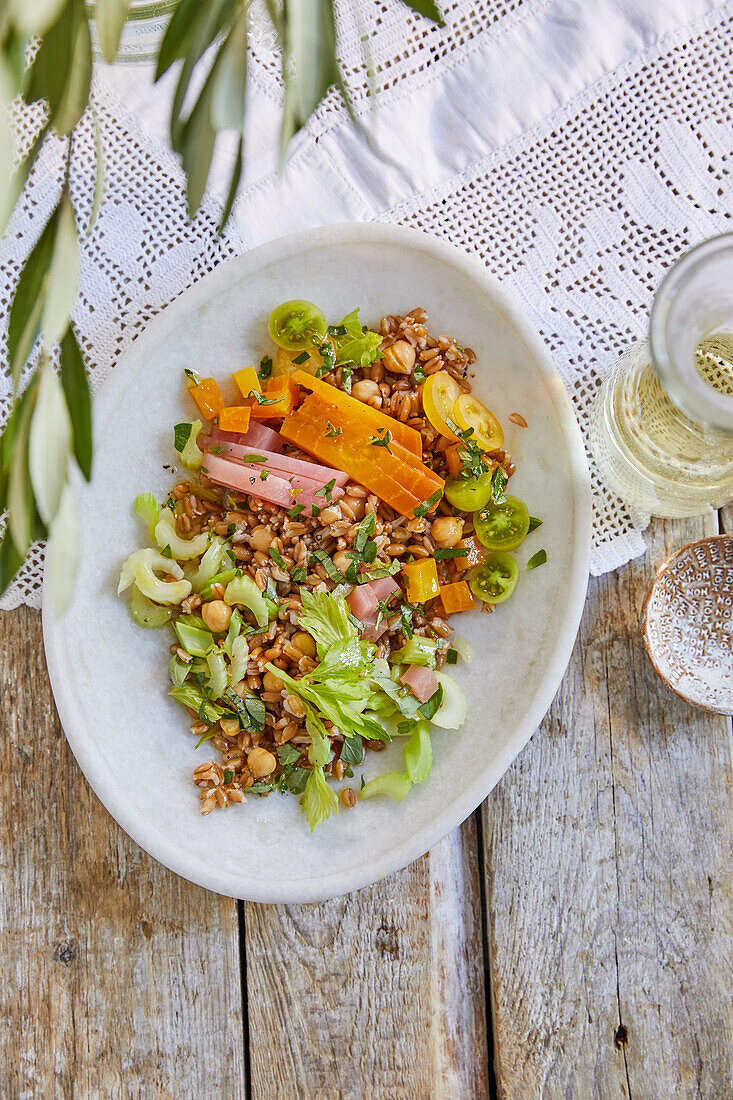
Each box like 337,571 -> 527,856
42,222 -> 592,902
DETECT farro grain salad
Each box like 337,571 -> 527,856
118,302 -> 545,830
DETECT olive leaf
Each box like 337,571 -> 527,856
400,0 -> 444,23
218,134 -> 243,234
6,379 -> 37,555
0,529 -> 24,594
47,481 -> 79,615
29,358 -> 73,526
87,110 -> 105,235
94,0 -> 130,64
40,188 -> 79,350
7,199 -> 60,385
280,0 -> 340,153
210,4 -> 248,132
60,326 -> 93,480
9,0 -> 68,36
0,374 -> 38,514
25,0 -> 92,135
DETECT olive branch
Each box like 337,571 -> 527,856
0,0 -> 442,612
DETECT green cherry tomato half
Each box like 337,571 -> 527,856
469,552 -> 519,604
444,470 -> 494,512
268,300 -> 327,352
474,495 -> 530,552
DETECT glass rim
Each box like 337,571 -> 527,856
649,232 -> 733,433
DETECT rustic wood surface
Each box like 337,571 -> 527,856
0,514 -> 731,1099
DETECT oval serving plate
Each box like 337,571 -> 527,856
43,224 -> 591,902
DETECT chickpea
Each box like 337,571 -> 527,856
332,550 -> 352,574
382,340 -> 416,375
431,516 -> 464,548
351,379 -> 380,402
250,525 -> 272,553
201,599 -> 232,633
248,746 -> 276,778
263,670 -> 284,692
291,632 -> 317,658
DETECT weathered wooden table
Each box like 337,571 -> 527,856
2,510 -> 731,1099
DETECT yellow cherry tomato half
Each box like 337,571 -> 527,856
421,371 -> 463,441
452,393 -> 504,452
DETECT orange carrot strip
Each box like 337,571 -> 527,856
218,405 -> 252,433
439,580 -> 475,615
454,535 -> 485,571
189,378 -> 224,420
280,393 -> 442,516
251,376 -> 300,420
292,370 -> 422,457
232,367 -> 261,401
402,559 -> 440,603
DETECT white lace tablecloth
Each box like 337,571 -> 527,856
2,0 -> 732,609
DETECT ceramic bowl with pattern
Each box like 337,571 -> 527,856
642,533 -> 733,715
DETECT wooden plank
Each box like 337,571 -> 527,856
482,514 -> 733,1099
245,816 -> 489,1100
0,607 -> 247,1098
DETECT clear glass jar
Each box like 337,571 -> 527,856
590,234 -> 733,518
86,0 -> 176,64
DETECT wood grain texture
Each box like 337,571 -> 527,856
483,514 -> 733,1100
244,817 -> 489,1100
0,607 -> 247,1100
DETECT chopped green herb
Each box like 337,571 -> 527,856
526,549 -> 547,570
360,774 -> 366,791
259,469 -> 269,480
223,769 -> 234,784
264,577 -> 279,604
345,765 -> 354,778
413,364 -> 427,383
258,355 -> 273,381
491,468 -> 507,505
173,422 -> 193,453
160,544 -> 173,559
311,504 -> 321,518
434,547 -> 469,560
248,782 -> 276,795
362,540 -> 378,564
356,561 -> 401,583
208,444 -> 227,455
528,516 -> 543,532
317,339 -> 336,377
348,612 -> 364,631
354,512 -> 376,553
345,560 -> 359,584
327,323 -> 348,337
397,718 -> 417,736
277,745 -> 300,766
289,503 -> 305,518
340,366 -> 352,393
291,566 -> 307,584
240,453 -> 267,463
315,479 -> 336,501
269,547 -> 287,569
249,391 -> 281,406
413,489 -> 442,518
400,604 -> 414,639
369,429 -> 392,452
283,767 -> 309,795
419,684 -> 443,721
325,422 -> 342,439
340,735 -> 364,765
446,649 -> 458,665
293,351 -> 311,365
311,549 -> 346,584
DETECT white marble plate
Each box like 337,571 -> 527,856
43,224 -> 591,902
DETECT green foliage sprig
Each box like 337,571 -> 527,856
0,0 -> 443,611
